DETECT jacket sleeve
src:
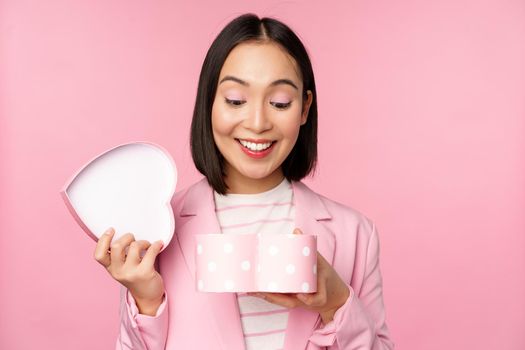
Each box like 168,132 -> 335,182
115,285 -> 169,350
308,222 -> 395,350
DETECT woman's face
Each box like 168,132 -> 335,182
211,41 -> 313,193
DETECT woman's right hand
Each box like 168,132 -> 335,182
94,227 -> 165,315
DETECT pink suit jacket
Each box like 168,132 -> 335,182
116,178 -> 395,350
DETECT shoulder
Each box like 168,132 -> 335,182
169,177 -> 208,215
324,193 -> 374,228
299,182 -> 383,283
300,181 -> 376,238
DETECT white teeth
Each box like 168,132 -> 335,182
239,139 -> 273,152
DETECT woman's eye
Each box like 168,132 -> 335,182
225,98 -> 245,106
271,101 -> 291,110
224,98 -> 290,109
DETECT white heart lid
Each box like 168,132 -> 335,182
60,141 -> 177,251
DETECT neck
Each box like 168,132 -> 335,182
224,168 -> 285,194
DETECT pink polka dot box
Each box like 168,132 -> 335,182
195,233 -> 317,293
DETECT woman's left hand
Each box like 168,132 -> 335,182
247,228 -> 352,325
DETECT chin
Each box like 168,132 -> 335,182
240,171 -> 273,180
238,165 -> 277,180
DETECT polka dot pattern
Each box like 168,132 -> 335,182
301,282 -> 310,292
302,246 -> 310,256
224,280 -> 234,290
241,260 -> 251,271
194,233 -> 317,293
223,243 -> 233,254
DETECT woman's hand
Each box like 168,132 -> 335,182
93,227 -> 165,316
247,228 -> 351,325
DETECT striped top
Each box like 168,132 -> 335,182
213,178 -> 295,350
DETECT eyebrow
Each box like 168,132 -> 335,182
218,75 -> 299,90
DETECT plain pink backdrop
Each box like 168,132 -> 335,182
1,1 -> 524,349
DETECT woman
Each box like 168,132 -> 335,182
94,13 -> 395,350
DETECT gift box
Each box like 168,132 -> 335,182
60,141 -> 318,294
195,232 -> 318,293
60,141 -> 177,251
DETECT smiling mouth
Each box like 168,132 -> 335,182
235,138 -> 276,152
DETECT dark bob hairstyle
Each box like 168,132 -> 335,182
190,13 -> 318,194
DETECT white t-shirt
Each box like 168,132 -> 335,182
213,178 -> 295,350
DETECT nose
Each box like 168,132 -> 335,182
244,101 -> 272,133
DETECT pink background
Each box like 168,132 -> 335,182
1,1 -> 524,349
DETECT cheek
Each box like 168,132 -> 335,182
278,112 -> 303,141
211,104 -> 236,137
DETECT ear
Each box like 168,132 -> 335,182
301,90 -> 313,126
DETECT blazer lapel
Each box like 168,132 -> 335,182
176,178 -> 246,350
283,181 -> 335,350
176,178 -> 335,350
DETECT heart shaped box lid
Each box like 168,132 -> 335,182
60,141 -> 177,252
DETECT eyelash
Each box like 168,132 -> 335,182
224,98 -> 291,110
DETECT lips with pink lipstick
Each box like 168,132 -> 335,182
235,138 -> 277,159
